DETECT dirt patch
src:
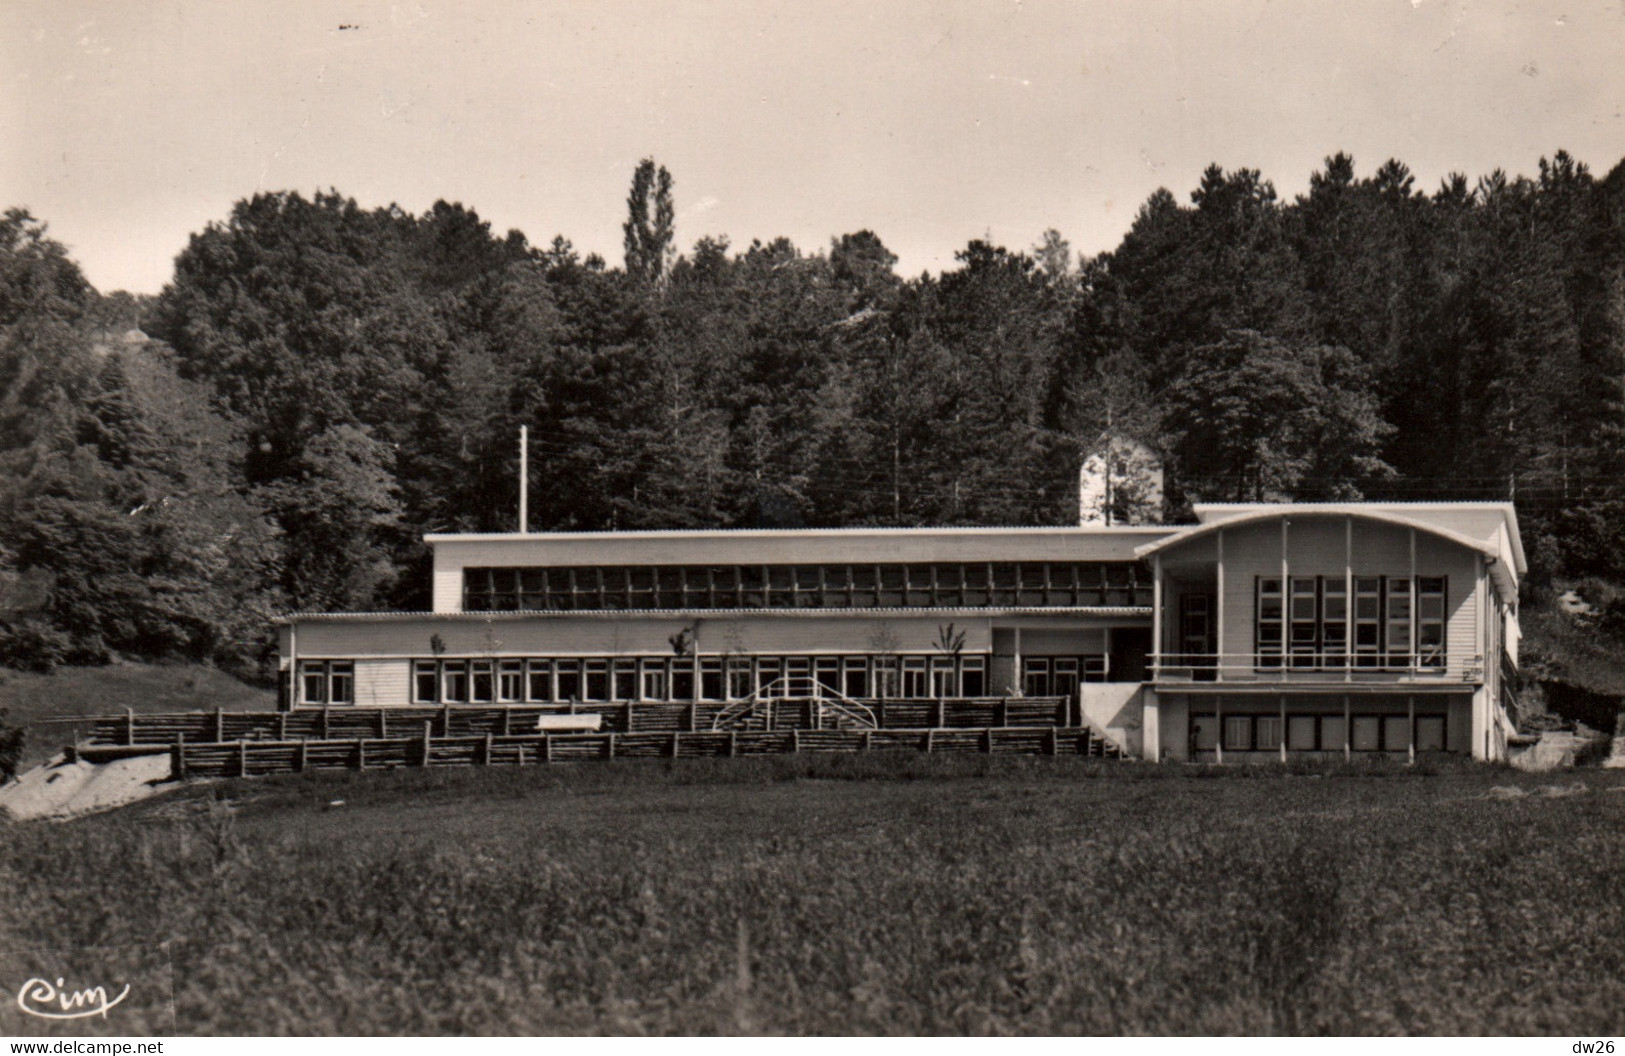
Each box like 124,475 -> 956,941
0,753 -> 176,822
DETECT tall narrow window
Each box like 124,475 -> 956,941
671,661 -> 695,701
1222,715 -> 1253,751
470,661 -> 494,704
1417,577 -> 1446,668
1257,578 -> 1284,668
1290,578 -> 1319,668
727,657 -> 753,700
526,660 -> 553,703
872,656 -> 898,697
442,661 -> 469,704
1386,577 -> 1413,669
902,657 -> 929,698
519,569 -> 547,610
415,661 -> 438,704
612,659 -> 637,701
1354,577 -> 1383,668
816,657 -> 841,694
1255,715 -> 1283,751
498,660 -> 524,703
821,565 -> 851,608
930,656 -> 956,697
1322,579 -> 1348,669
554,660 -> 580,702
960,656 -> 986,697
1052,658 -> 1081,698
302,661 -> 329,705
990,563 -> 1018,607
879,566 -> 906,607
842,657 -> 869,698
640,659 -> 668,701
1022,658 -> 1051,697
699,659 -> 724,701
583,659 -> 608,701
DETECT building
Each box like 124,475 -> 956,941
277,501 -> 1524,762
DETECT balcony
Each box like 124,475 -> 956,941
1151,652 -> 1485,687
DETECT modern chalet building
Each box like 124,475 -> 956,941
276,501 -> 1524,763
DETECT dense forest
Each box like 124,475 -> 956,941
3,151 -> 1624,677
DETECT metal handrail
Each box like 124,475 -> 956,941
1150,651 -> 1485,683
711,676 -> 878,731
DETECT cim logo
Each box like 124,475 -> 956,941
15,976 -> 132,1021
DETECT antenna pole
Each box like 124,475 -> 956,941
519,425 -> 529,533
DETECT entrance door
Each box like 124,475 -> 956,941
1109,627 -> 1152,682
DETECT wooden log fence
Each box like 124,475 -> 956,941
134,723 -> 1121,779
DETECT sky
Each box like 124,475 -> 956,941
4,0 -> 1624,295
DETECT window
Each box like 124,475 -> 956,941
437,661 -> 466,703
700,659 -> 724,700
1354,577 -> 1382,667
872,657 -> 899,698
728,658 -> 753,700
1257,578 -> 1283,667
1321,715 -> 1346,750
671,662 -> 695,701
1255,715 -> 1283,752
499,660 -> 524,703
960,657 -> 986,697
1384,715 -> 1411,752
470,661 -> 494,704
1022,658 -> 1051,697
301,660 -> 354,705
1289,578 -> 1319,668
902,657 -> 929,698
1322,579 -> 1348,669
842,657 -> 869,698
1351,715 -> 1381,752
816,657 -> 841,694
990,564 -> 1018,606
1386,578 -> 1413,668
612,660 -> 637,701
1417,577 -> 1446,668
1287,715 -> 1318,751
555,660 -> 581,702
527,660 -> 553,703
519,569 -> 547,610
930,656 -> 956,697
1416,715 -> 1446,752
641,660 -> 668,701
1222,715 -> 1253,751
415,661 -> 438,704
583,660 -> 608,701
1052,658 -> 1081,698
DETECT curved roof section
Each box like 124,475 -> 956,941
1133,505 -> 1521,602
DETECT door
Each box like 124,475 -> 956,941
1109,627 -> 1152,682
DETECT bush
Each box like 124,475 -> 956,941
0,707 -> 23,783
0,617 -> 72,673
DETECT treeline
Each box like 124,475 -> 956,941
2,152 -> 1624,674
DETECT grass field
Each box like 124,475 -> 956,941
4,755 -> 1625,1035
0,662 -> 274,767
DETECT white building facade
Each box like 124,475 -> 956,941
277,501 -> 1524,762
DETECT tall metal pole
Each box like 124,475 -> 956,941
519,425 -> 529,533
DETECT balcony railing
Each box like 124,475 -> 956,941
1151,652 -> 1485,685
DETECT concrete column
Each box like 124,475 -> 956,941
1142,687 -> 1160,762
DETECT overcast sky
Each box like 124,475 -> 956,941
5,0 -> 1624,295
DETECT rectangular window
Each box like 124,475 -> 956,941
1257,578 -> 1284,668
470,661 -> 494,704
902,657 -> 929,698
727,658 -> 753,700
671,662 -> 695,701
1354,577 -> 1383,668
302,661 -> 328,705
816,657 -> 841,694
1022,658 -> 1051,698
963,564 -> 989,607
641,660 -> 668,702
1105,564 -> 1136,606
872,656 -> 899,697
1386,578 -> 1413,669
1321,715 -> 1347,751
612,659 -> 637,701
1290,577 -> 1319,668
527,660 -> 553,703
554,660 -> 580,702
1222,715 -> 1253,751
1018,563 -> 1047,607
1322,579 -> 1348,668
655,567 -> 684,608
1384,715 -> 1411,752
821,565 -> 851,608
1417,577 -> 1446,668
328,661 -> 354,704
601,567 -> 629,610
1052,658 -> 1081,698
842,657 -> 869,698
930,656 -> 956,697
519,569 -> 547,610
934,564 -> 963,607
757,657 -> 783,696
700,659 -> 724,701
878,566 -> 906,607
1255,715 -> 1283,752
498,660 -> 524,703
768,565 -> 795,608
990,563 -> 1018,606
796,566 -> 823,608
683,567 -> 713,609
442,661 -> 469,704
1351,715 -> 1381,752
1287,715 -> 1319,751
711,566 -> 740,607
1416,715 -> 1446,752
960,657 -> 986,697
415,661 -> 438,704
583,660 -> 608,701
850,566 -> 877,608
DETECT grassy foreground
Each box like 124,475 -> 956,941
3,755 -> 1625,1035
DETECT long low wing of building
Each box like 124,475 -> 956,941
275,502 -> 1524,762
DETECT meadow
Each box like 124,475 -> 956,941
3,755 -> 1625,1035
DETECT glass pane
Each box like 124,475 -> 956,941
1320,716 -> 1346,750
1384,715 -> 1410,751
1287,715 -> 1318,751
527,660 -> 552,703
1352,716 -> 1381,751
1255,715 -> 1282,751
1222,715 -> 1252,751
555,661 -> 580,702
1416,716 -> 1446,752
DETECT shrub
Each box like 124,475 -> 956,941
0,707 -> 23,782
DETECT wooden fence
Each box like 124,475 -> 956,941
72,724 -> 1122,779
87,697 -> 1083,747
